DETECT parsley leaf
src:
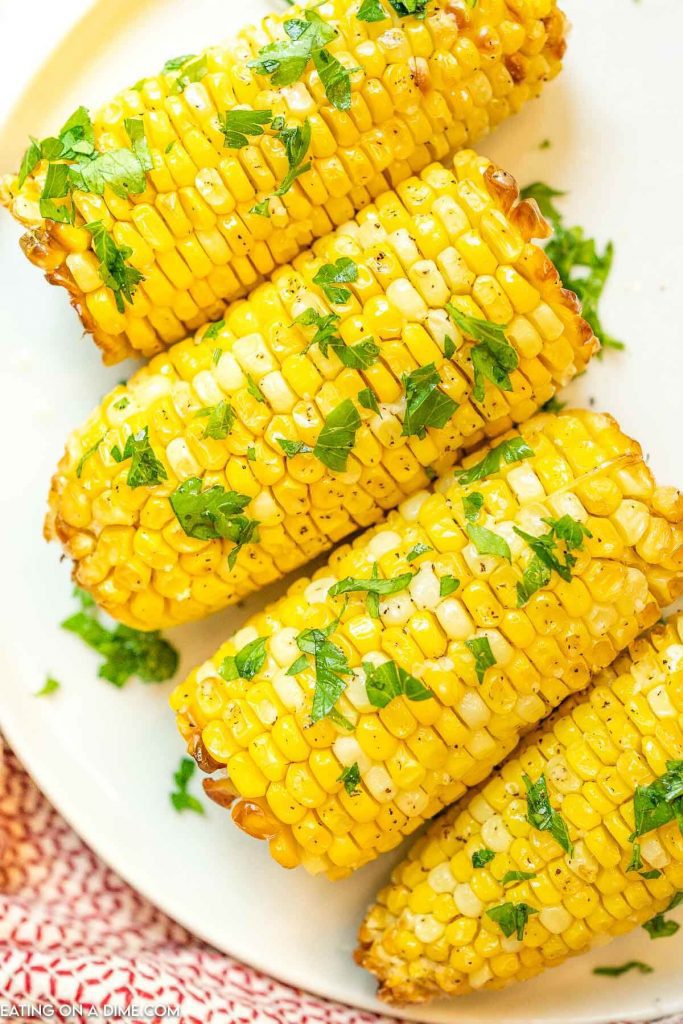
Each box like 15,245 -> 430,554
541,395 -> 566,414
456,436 -> 535,486
514,516 -> 591,605
439,575 -> 460,597
17,137 -> 42,189
170,757 -> 204,814
465,636 -> 496,684
76,436 -> 103,479
219,636 -> 268,682
277,437 -> 314,457
407,542 -> 431,562
218,108 -> 274,149
314,399 -> 361,471
312,48 -> 358,112
524,773 -> 573,855
204,319 -> 225,341
463,492 -> 484,522
467,523 -> 512,561
295,307 -> 377,367
357,0 -> 388,20
402,363 -> 458,439
593,962 -> 653,978
630,760 -> 683,842
61,597 -> 178,688
363,660 -> 433,708
388,0 -> 430,17
643,894 -> 682,940
313,257 -> 359,304
246,373 -> 266,403
250,118 -> 312,216
328,571 -> 413,604
519,182 -> 566,222
196,399 -> 235,440
35,676 -> 60,697
446,304 -> 517,403
111,426 -> 167,488
85,220 -> 144,312
502,870 -> 537,885
165,54 -> 208,93
471,848 -> 495,868
338,762 -> 361,795
169,478 -> 258,568
358,387 -> 381,415
487,902 -> 538,941
296,622 -> 353,724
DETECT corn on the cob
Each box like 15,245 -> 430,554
47,154 -> 595,631
170,409 -> 683,879
357,612 -> 683,1003
1,1 -> 567,363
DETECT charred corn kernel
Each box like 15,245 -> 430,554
357,613 -> 683,1004
47,156 -> 597,630
172,410 -> 683,878
1,2 -> 567,363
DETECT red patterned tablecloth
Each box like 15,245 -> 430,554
0,741 -> 679,1024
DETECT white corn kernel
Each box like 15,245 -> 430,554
272,670 -> 306,712
480,814 -> 512,853
453,884 -> 484,918
428,862 -> 457,894
166,438 -> 201,480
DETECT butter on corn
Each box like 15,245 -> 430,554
46,154 -> 596,631
170,409 -> 683,879
357,613 -> 683,1003
1,0 -> 567,363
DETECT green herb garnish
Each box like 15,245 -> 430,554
593,962 -> 653,977
314,399 -> 361,471
467,523 -> 512,561
465,636 -> 496,684
170,757 -> 204,814
472,848 -> 495,868
338,762 -> 361,795
110,426 -> 167,488
363,659 -> 433,708
523,773 -> 573,855
402,363 -> 458,439
169,478 -> 259,569
446,304 -> 517,404
313,257 -> 358,304
219,636 -> 268,682
439,575 -> 460,597
218,108 -> 274,149
456,436 -> 534,486
196,399 -> 235,440
486,901 -> 538,941
85,220 -> 144,312
35,676 -> 60,697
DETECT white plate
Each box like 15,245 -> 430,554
1,1 -> 683,1021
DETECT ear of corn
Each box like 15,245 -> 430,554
356,613 -> 683,1003
169,409 -> 683,879
1,0 -> 567,363
46,154 -> 596,631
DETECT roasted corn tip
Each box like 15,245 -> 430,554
357,613 -> 683,1003
47,154 -> 595,631
1,0 -> 567,362
170,409 -> 683,879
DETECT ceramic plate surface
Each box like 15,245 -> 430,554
1,1 -> 682,1020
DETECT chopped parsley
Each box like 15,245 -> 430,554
629,760 -> 683,842
277,437 -> 313,457
314,399 -> 361,471
169,478 -> 259,569
61,587 -> 178,687
446,304 -> 517,404
523,773 -> 573,855
218,108 -> 274,149
19,107 -> 153,231
387,0 -> 431,17
456,436 -> 534,486
467,523 -> 512,561
521,182 -> 624,353
219,636 -> 268,682
462,491 -> 484,522
486,901 -> 538,941
196,399 -> 235,440
170,757 -> 204,814
357,0 -> 388,20
402,363 -> 458,439
472,848 -> 495,868
249,10 -> 357,111
328,570 -> 414,615
35,676 -> 60,697
85,220 -> 144,312
358,387 -> 381,415
163,54 -> 208,93
76,436 -> 103,478
111,426 -> 167,488
294,620 -> 353,726
643,893 -> 683,939
246,373 -> 266,403
541,395 -> 566,414
593,962 -> 653,978
439,575 -> 460,597
515,515 -> 591,606
363,659 -> 433,708
407,542 -> 431,562
465,636 -> 496,684
246,445 -> 257,462
313,257 -> 359,304
502,870 -> 537,885
204,319 -> 225,341
338,762 -> 361,795
250,118 -> 312,217
113,396 -> 130,411
295,308 -> 378,368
